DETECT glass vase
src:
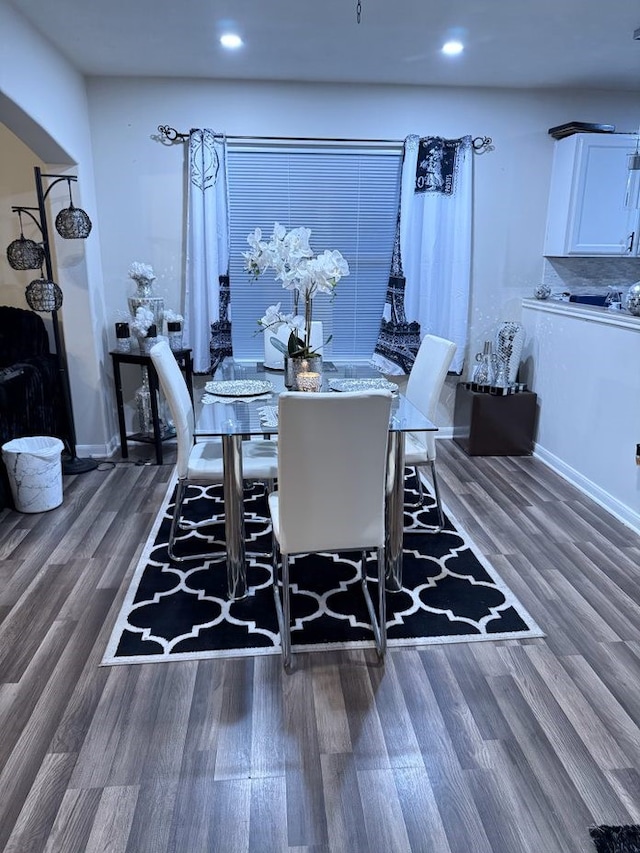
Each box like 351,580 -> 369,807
128,278 -> 164,332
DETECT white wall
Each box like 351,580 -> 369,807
0,125 -> 46,307
87,76 -> 640,427
0,0 -> 113,454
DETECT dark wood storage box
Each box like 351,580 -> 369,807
453,383 -> 538,456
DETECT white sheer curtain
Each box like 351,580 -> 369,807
184,129 -> 231,373
373,134 -> 472,375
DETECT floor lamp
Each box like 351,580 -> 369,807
6,166 -> 98,474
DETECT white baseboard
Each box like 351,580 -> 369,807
533,444 -> 640,536
77,434 -> 178,463
77,438 -> 119,461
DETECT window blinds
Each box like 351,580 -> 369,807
227,146 -> 401,359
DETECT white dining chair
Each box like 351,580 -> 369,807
403,334 -> 457,531
150,341 -> 278,563
267,389 -> 393,669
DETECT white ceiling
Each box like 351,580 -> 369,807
8,0 -> 640,91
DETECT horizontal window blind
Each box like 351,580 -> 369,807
227,147 -> 401,359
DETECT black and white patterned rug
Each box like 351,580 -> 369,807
590,825 -> 640,853
102,472 -> 543,664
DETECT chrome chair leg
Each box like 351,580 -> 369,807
404,463 -> 446,533
359,546 -> 387,660
167,479 -> 226,563
168,478 -> 277,565
271,542 -> 292,669
429,460 -> 446,531
282,554 -> 291,668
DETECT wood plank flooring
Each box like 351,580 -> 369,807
0,440 -> 639,852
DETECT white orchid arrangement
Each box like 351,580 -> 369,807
131,305 -> 156,337
128,261 -> 156,284
244,223 -> 349,358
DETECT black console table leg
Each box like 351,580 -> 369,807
147,366 -> 164,465
112,359 -> 128,459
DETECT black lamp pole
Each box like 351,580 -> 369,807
11,167 -> 98,474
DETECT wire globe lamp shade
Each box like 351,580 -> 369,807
25,279 -> 63,312
55,205 -> 92,239
6,236 -> 45,270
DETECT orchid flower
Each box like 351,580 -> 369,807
245,223 -> 349,358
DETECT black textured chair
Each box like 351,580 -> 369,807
0,306 -> 66,509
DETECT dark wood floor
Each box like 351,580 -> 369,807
0,439 -> 639,852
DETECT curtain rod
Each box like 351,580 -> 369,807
157,125 -> 493,152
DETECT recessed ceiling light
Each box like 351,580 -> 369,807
220,33 -> 243,49
442,40 -> 464,56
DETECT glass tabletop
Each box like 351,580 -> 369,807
194,360 -> 436,437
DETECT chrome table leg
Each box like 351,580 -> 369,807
222,434 -> 247,600
385,430 -> 405,592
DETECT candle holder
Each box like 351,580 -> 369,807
167,320 -> 183,352
286,354 -> 323,390
297,370 -> 322,392
115,322 -> 132,353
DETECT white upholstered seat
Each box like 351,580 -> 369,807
150,341 -> 278,563
267,390 -> 392,669
403,334 -> 457,531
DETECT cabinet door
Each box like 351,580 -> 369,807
544,133 -> 640,256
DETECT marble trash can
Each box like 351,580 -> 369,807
1,436 -> 65,513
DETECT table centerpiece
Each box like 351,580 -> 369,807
244,223 -> 349,387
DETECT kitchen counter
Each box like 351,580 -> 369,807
521,298 -> 639,532
522,297 -> 640,330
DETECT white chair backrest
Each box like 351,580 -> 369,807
405,334 -> 457,423
150,341 -> 194,478
276,390 -> 392,555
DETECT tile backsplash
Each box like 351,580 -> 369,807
542,256 -> 640,295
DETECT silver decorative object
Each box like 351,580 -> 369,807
135,369 -> 154,435
204,379 -> 274,397
495,322 -> 525,386
329,378 -> 399,393
534,284 -> 551,300
128,269 -> 164,331
471,341 -> 495,385
625,281 -> 640,316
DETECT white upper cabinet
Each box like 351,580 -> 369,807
544,133 -> 640,256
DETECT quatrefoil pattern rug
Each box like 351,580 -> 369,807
102,472 -> 543,664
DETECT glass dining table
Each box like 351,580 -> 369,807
194,360 -> 437,600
